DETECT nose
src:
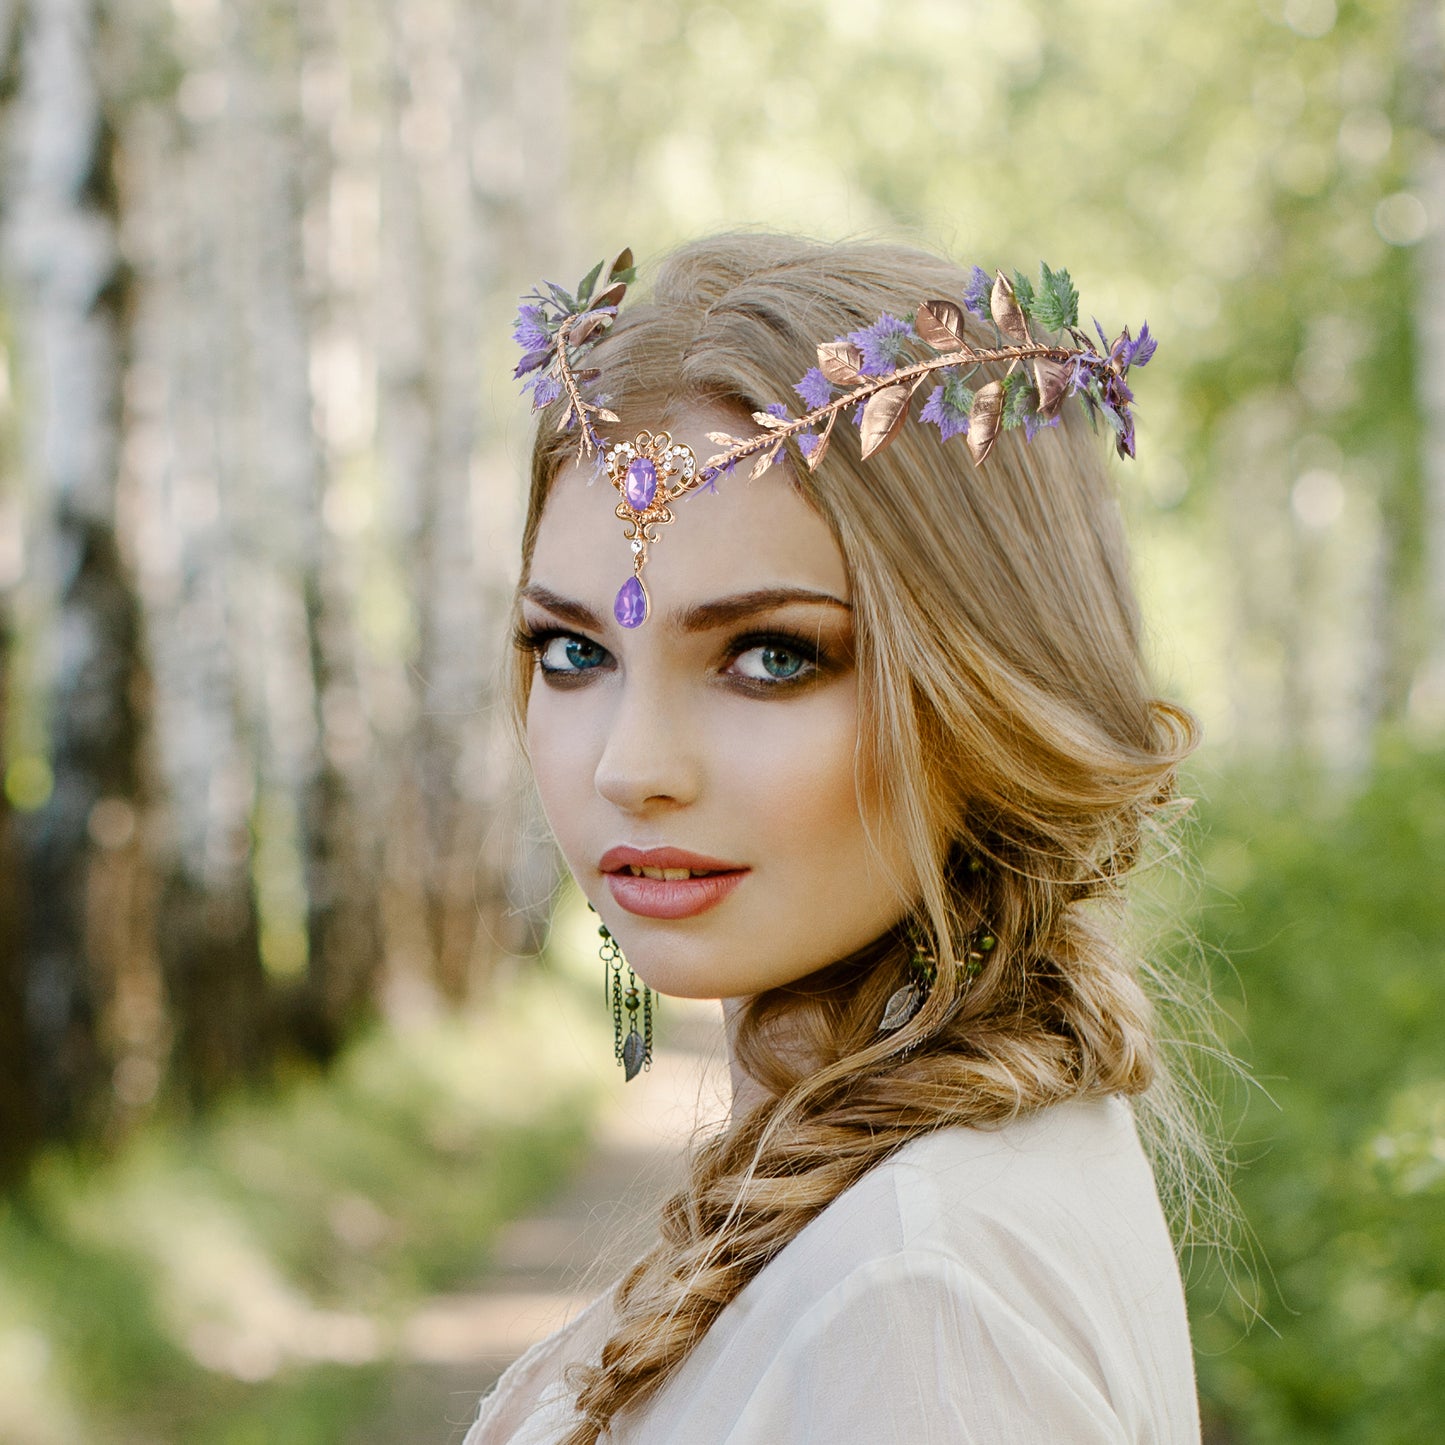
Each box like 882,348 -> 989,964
592,666 -> 702,814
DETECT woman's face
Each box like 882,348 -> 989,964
520,405 -> 915,1002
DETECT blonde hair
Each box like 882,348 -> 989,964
511,233 -> 1222,1442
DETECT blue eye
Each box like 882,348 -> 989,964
538,633 -> 609,674
732,642 -> 810,683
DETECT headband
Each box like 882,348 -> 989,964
514,248 -> 1155,627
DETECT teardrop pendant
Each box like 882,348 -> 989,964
614,573 -> 648,628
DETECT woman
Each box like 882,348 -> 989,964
467,233 -> 1213,1443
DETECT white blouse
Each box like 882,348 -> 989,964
463,1094 -> 1200,1444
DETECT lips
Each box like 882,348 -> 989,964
599,845 -> 748,919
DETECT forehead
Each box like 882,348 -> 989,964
527,405 -> 849,612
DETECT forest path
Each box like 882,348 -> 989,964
361,1001 -> 730,1444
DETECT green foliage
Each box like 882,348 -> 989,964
1010,269 -> 1036,314
0,973 -> 604,1444
941,372 -> 975,416
575,258 -> 605,306
1029,263 -> 1080,332
1000,370 -> 1034,431
1188,746 -> 1445,1444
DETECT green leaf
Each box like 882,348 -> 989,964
1011,270 -> 1036,314
575,259 -> 604,306
610,266 -> 637,285
941,373 -> 975,414
1031,263 -> 1080,331
1000,370 -> 1034,430
545,281 -> 577,312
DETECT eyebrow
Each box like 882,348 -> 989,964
519,583 -> 853,634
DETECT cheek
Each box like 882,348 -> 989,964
718,682 -> 869,862
525,690 -> 600,853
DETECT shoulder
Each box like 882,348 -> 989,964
774,1094 -> 1167,1281
689,1095 -> 1199,1443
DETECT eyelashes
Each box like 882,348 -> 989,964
512,623 -> 835,692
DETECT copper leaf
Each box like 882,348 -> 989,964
593,407 -> 620,424
817,340 -> 864,386
859,382 -> 912,461
591,281 -> 627,311
967,381 -> 1005,464
569,311 -> 610,346
1033,359 -> 1070,418
915,299 -> 967,351
990,271 -> 1031,347
750,410 -> 792,431
805,411 -> 838,472
749,443 -> 782,479
706,430 -> 743,446
608,246 -> 634,282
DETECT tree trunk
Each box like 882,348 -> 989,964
2,0 -> 146,1140
118,26 -> 275,1104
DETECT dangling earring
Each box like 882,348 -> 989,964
878,917 -> 937,1033
595,916 -> 653,1080
877,917 -> 996,1035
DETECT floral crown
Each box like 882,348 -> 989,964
513,247 -> 1156,628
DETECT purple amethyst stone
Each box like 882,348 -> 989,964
623,456 -> 658,511
614,575 -> 648,628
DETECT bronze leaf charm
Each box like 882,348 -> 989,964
804,412 -> 838,472
967,380 -> 1005,464
1034,358 -> 1071,418
569,311 -> 611,346
817,340 -> 864,386
859,381 -> 913,460
591,280 -> 627,311
915,299 -> 967,351
750,441 -> 782,478
990,271 -> 1031,347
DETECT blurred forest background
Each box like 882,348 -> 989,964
0,0 -> 1441,1441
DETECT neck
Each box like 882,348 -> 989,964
721,997 -> 770,1124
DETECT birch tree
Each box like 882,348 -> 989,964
2,0 -> 145,1135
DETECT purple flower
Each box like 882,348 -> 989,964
527,373 -> 563,408
1121,322 -> 1157,369
797,430 -> 821,458
962,266 -> 992,319
766,401 -> 790,419
1023,410 -> 1059,442
793,368 -> 835,411
919,370 -> 971,442
513,348 -> 551,379
512,304 -> 551,353
847,314 -> 915,376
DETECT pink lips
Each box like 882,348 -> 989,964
599,845 -> 749,920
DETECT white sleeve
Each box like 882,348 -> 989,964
720,1250 -> 1130,1445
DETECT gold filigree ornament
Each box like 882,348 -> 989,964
604,430 -> 699,627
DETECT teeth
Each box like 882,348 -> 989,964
626,865 -> 710,880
